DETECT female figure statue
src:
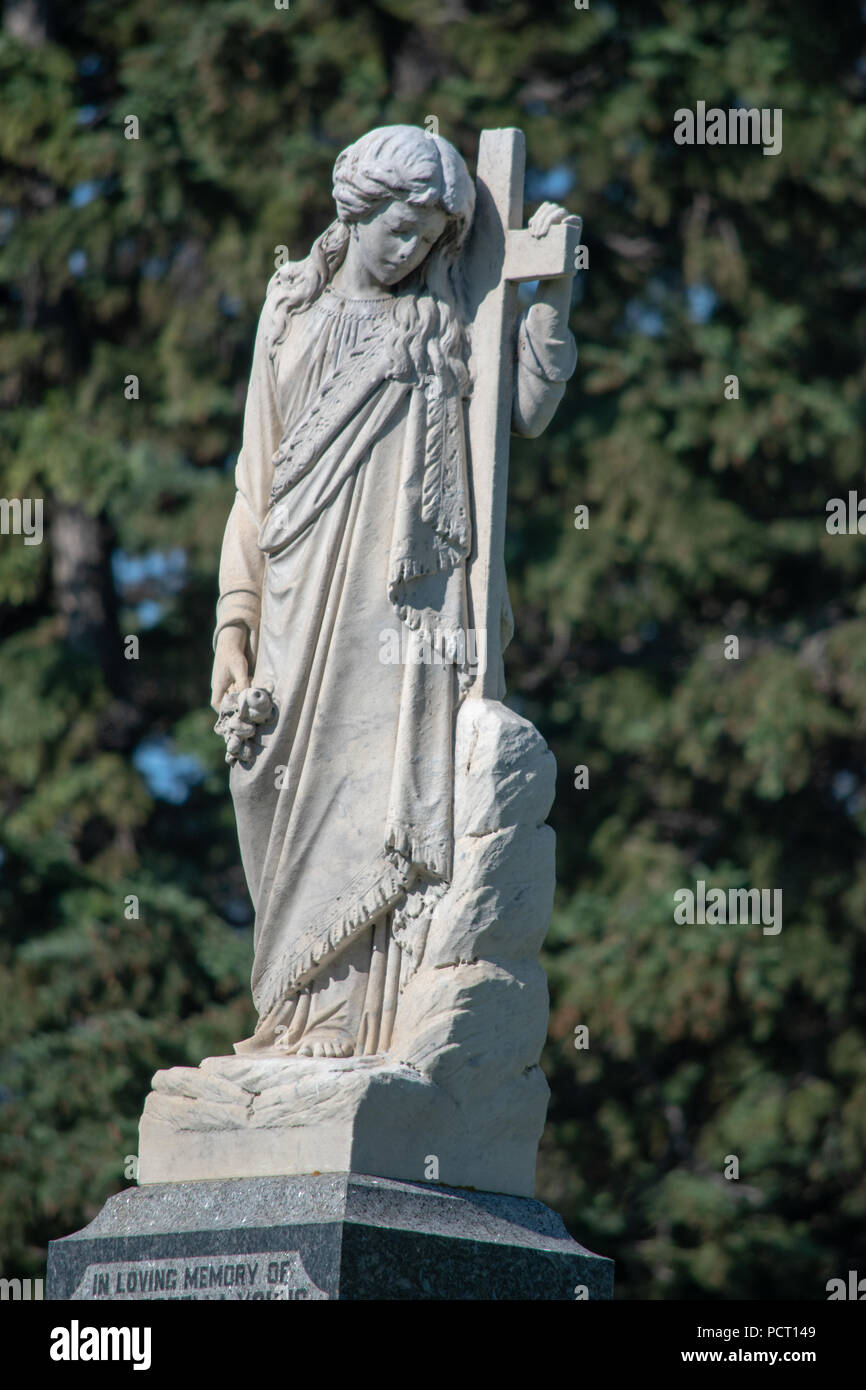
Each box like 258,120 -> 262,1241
211,125 -> 576,1062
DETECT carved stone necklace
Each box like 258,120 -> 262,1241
319,283 -> 395,317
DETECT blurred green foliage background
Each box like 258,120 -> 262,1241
1,0 -> 865,1299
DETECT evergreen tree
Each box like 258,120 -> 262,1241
0,0 -> 863,1298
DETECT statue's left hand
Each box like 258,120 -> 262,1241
528,204 -> 583,307
528,201 -> 582,245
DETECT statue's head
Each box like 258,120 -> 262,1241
270,125 -> 475,389
331,126 -> 475,286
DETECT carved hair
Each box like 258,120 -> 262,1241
268,125 -> 476,394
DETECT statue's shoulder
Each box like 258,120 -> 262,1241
265,260 -> 301,301
257,262 -> 310,354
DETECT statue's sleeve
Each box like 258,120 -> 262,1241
511,300 -> 578,438
213,294 -> 284,655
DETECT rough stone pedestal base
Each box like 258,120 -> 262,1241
47,1173 -> 614,1301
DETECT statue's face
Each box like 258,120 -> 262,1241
351,199 -> 449,287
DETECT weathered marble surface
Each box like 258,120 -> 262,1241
136,123 -> 582,1205
49,125 -> 608,1302
139,697 -> 556,1197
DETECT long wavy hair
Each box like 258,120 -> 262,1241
268,126 -> 476,396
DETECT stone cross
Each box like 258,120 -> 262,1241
464,128 -> 581,700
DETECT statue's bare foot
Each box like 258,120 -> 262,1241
294,1029 -> 355,1059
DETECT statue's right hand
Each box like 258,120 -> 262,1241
211,625 -> 249,713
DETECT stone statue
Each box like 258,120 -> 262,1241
48,124 -> 614,1301
138,124 -> 583,1198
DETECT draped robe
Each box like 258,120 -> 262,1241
214,275 -> 576,1055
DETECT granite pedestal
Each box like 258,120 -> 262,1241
47,1173 -> 613,1300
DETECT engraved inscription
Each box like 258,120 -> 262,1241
71,1250 -> 328,1300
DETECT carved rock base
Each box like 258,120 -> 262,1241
137,1051 -> 547,1196
47,1174 -> 614,1301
